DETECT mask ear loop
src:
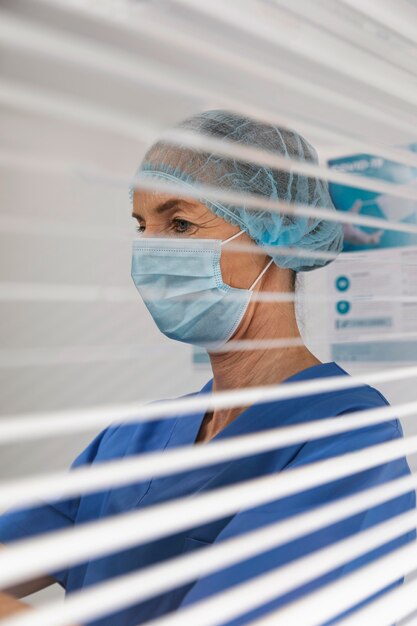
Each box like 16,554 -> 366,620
249,258 -> 274,291
221,230 -> 245,246
221,231 -> 274,291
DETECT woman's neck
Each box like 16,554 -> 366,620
209,303 -> 320,393
194,269 -> 321,444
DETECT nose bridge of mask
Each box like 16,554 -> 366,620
220,229 -> 274,292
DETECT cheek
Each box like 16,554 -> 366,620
220,251 -> 260,290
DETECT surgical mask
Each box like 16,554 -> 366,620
131,231 -> 273,348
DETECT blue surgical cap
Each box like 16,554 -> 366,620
130,110 -> 344,272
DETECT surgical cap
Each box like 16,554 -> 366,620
130,110 -> 344,272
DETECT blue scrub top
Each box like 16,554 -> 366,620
0,361 -> 415,626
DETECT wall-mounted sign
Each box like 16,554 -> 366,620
327,145 -> 417,362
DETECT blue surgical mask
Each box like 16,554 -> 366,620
131,231 -> 273,348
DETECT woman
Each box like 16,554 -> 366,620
0,110 -> 414,625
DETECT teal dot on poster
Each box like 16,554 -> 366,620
335,276 -> 350,292
336,301 -> 351,315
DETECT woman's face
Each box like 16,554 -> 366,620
132,189 -> 270,291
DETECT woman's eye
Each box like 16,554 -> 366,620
136,225 -> 145,233
172,218 -> 192,233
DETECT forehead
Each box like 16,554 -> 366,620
133,189 -> 176,209
132,189 -> 211,218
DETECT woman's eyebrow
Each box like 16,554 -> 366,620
131,199 -> 195,221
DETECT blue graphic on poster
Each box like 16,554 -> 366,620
328,143 -> 417,252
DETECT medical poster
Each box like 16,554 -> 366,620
327,145 -> 417,362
